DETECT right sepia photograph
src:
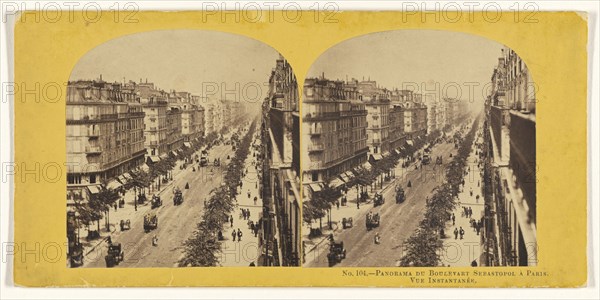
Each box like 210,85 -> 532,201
301,30 -> 536,268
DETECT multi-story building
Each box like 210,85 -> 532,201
193,98 -> 206,142
398,90 -> 427,143
358,81 -> 391,159
443,97 -> 460,129
260,56 -> 301,266
388,103 -> 406,151
203,103 -> 214,135
302,77 -> 368,196
484,47 -> 536,267
166,106 -> 183,153
134,81 -> 169,162
424,94 -> 446,134
66,77 -> 145,206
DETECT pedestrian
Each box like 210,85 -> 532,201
471,259 -> 478,267
374,232 -> 381,245
114,203 -> 118,212
254,196 -> 258,205
336,200 -> 340,210
459,227 -> 465,239
452,213 -> 456,225
476,223 -> 481,235
230,216 -> 234,227
248,190 -> 251,199
232,229 -> 236,241
454,228 -> 458,240
237,229 -> 243,242
357,200 -> 360,209
469,207 -> 473,218
247,210 -> 251,219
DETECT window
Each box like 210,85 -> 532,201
312,172 -> 319,182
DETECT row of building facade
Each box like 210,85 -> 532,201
483,47 -> 537,266
66,76 -> 244,206
301,75 -> 468,198
259,55 -> 302,266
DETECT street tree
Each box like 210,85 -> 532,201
399,226 -> 443,267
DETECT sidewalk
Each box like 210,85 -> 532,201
441,125 -> 485,267
219,135 -> 263,267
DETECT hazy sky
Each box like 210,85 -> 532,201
308,30 -> 504,104
70,30 -> 280,113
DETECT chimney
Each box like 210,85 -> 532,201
99,74 -> 103,81
146,78 -> 148,83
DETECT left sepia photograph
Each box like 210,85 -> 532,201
65,30 -> 301,268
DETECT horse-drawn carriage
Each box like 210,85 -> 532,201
327,239 -> 346,267
151,195 -> 162,208
105,243 -> 124,268
342,217 -> 353,229
137,193 -> 147,204
373,193 -> 385,207
366,212 -> 380,231
119,219 -> 131,231
143,212 -> 158,233
395,186 -> 406,204
173,189 -> 184,206
360,191 -> 369,202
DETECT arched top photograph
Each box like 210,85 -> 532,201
300,29 -> 536,269
65,29 -> 301,268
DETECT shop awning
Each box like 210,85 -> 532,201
148,156 -> 161,163
123,172 -> 133,181
363,161 -> 373,170
184,142 -> 192,148
339,173 -> 350,183
159,153 -> 168,159
344,171 -> 354,179
406,140 -> 414,146
107,179 -> 122,190
87,185 -> 100,195
141,163 -> 150,172
309,183 -> 323,193
171,150 -> 178,157
117,175 -> 128,184
370,154 -> 383,161
330,178 -> 345,189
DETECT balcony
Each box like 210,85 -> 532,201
100,113 -> 118,120
85,146 -> 102,154
308,143 -> 325,153
303,111 -> 340,121
340,110 -> 367,117
509,111 -> 536,223
490,105 -> 511,160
